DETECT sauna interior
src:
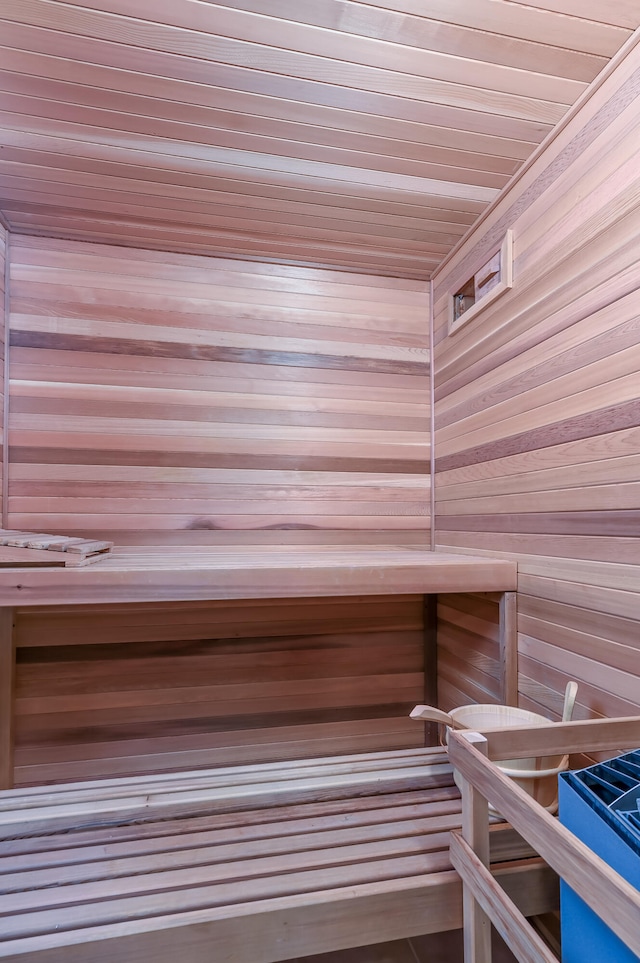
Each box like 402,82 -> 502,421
0,2 -> 639,961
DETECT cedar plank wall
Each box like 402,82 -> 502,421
6,238 -> 429,783
0,221 -> 6,512
437,592 -> 505,709
8,235 -> 429,543
433,43 -> 640,724
14,597 -> 424,785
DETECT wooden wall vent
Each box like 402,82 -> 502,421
449,230 -> 513,335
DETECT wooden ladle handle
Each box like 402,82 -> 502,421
410,704 -> 464,728
562,681 -> 578,722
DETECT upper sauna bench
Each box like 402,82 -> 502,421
0,545 -> 517,607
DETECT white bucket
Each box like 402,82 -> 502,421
411,702 -> 570,816
445,704 -> 569,815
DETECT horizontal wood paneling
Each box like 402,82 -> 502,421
0,221 -> 6,520
0,2 -> 636,275
7,235 -> 430,544
2,237 -> 430,786
433,40 -> 640,720
13,595 -> 425,785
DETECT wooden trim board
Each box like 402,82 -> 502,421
0,547 -> 517,606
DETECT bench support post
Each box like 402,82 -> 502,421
499,591 -> 517,706
422,594 -> 438,746
460,730 -> 492,963
0,606 -> 15,789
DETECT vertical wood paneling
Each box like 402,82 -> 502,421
433,41 -> 640,721
8,235 -> 430,545
13,595 -> 424,786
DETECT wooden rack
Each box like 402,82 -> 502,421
0,531 -> 113,568
448,717 -> 640,962
0,747 -> 555,962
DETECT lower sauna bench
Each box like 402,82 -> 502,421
0,747 -> 556,962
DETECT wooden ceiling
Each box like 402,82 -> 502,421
0,1 -> 638,278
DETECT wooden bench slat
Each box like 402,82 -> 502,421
1,852 -> 453,940
0,746 -> 448,808
0,763 -> 454,838
2,808 -> 464,894
0,785 -> 461,857
0,745 -> 557,962
0,863 -> 557,962
2,831 -> 452,911
0,871 -> 466,962
1,797 -> 462,873
7,761 -> 416,807
5,803 -> 535,892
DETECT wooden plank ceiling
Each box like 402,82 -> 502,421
0,0 -> 638,278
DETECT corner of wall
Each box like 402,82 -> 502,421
0,220 -> 8,529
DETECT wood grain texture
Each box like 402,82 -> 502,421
0,223 -> 6,527
0,2 -> 636,275
1,235 -> 433,786
0,547 -> 517,608
13,595 -> 425,785
7,236 -> 430,545
433,40 -> 640,721
0,609 -> 15,789
437,594 -> 504,713
0,746 -> 555,962
1,547 -> 515,784
449,721 -> 640,960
